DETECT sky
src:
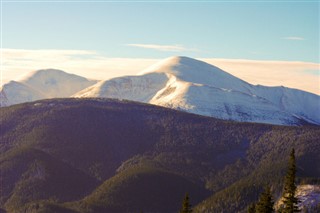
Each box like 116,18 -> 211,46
1,0 -> 319,94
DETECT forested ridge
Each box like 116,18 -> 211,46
1,98 -> 319,212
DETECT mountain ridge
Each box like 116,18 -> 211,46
0,69 -> 97,107
74,56 -> 319,125
1,98 -> 319,212
1,57 -> 319,126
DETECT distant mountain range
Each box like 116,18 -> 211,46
1,56 -> 319,126
1,98 -> 319,212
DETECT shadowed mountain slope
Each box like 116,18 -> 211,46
0,98 -> 319,212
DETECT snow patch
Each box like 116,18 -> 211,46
297,185 -> 320,210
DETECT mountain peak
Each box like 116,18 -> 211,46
141,56 -> 251,93
18,69 -> 87,83
141,56 -> 218,74
32,68 -> 66,74
164,55 -> 199,62
16,69 -> 97,98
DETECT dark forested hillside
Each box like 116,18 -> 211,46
0,98 -> 319,213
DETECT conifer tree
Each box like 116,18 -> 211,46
255,186 -> 274,213
281,148 -> 299,212
179,193 -> 192,213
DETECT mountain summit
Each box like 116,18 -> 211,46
0,69 -> 96,106
140,56 -> 251,93
1,57 -> 319,125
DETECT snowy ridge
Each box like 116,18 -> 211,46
1,57 -> 319,126
253,86 -> 320,125
19,69 -> 97,97
75,56 -> 319,125
140,56 -> 252,94
0,69 -> 97,107
74,73 -> 169,102
0,81 -> 46,107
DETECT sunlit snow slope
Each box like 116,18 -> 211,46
74,56 -> 320,125
0,69 -> 96,107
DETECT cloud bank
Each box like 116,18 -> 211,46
2,49 -> 319,95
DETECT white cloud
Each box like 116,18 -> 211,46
1,49 -> 319,95
126,44 -> 197,52
282,37 -> 305,40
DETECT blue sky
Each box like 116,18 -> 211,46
2,0 -> 319,62
1,1 -> 319,95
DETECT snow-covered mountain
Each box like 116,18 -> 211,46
74,56 -> 320,126
74,73 -> 168,103
1,57 -> 319,126
0,81 -> 46,107
0,69 -> 96,107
